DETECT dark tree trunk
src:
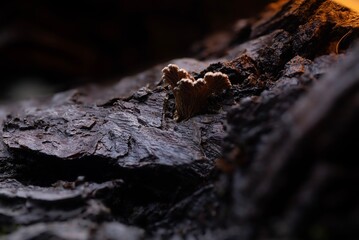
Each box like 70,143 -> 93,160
0,0 -> 359,239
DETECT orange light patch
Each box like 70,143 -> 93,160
333,0 -> 359,12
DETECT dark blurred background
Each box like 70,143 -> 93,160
0,0 -> 269,101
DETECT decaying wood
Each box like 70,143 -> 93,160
0,0 -> 359,239
0,58 -> 229,239
224,43 -> 359,240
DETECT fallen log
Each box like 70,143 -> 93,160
0,0 -> 358,239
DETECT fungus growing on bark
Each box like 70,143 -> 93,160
162,64 -> 231,121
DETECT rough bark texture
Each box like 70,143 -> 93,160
1,0 -> 359,239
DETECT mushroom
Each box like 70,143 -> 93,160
162,64 -> 231,121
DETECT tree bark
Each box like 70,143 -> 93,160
0,0 -> 358,239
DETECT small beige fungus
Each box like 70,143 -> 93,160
162,64 -> 231,121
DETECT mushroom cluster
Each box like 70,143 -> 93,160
162,64 -> 231,121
